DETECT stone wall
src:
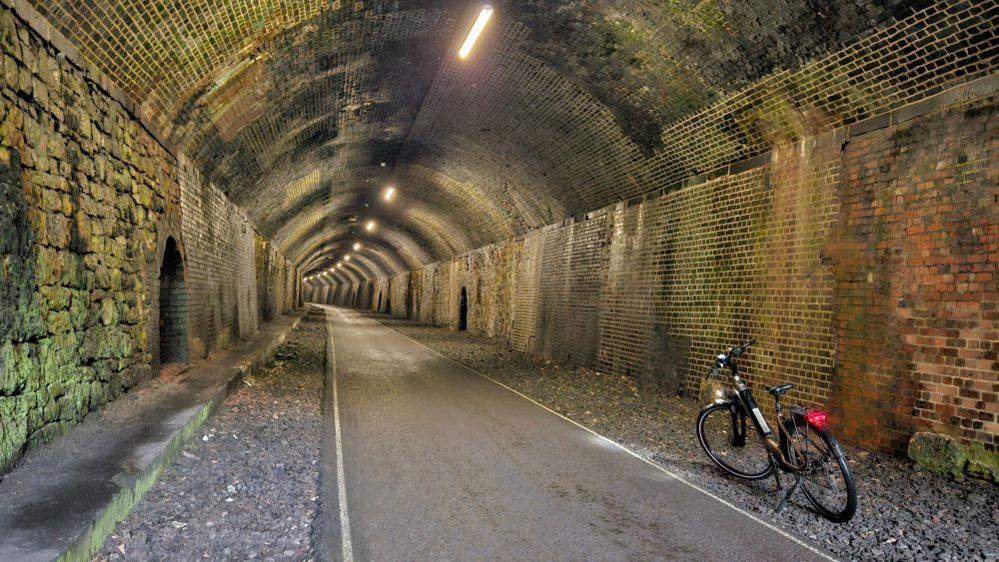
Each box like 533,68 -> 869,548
0,6 -> 296,473
350,82 -> 997,458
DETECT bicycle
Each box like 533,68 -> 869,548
695,340 -> 857,522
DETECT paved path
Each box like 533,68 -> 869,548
318,306 -> 832,562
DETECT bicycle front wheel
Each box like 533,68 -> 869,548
794,428 -> 857,522
696,403 -> 773,480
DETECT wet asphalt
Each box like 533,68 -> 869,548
318,306 -> 831,562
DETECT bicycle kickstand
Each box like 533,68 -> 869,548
775,473 -> 802,513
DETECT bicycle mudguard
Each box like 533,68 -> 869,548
788,405 -> 830,432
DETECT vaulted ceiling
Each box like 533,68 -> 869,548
28,0 -> 985,286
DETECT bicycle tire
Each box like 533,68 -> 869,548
795,428 -> 857,522
696,403 -> 774,480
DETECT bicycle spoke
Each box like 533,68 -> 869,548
798,431 -> 852,516
697,404 -> 772,479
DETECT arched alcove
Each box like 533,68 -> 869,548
459,287 -> 468,331
158,237 -> 188,369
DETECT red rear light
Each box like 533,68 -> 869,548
804,410 -> 829,429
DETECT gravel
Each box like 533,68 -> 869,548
379,316 -> 999,562
92,317 -> 327,562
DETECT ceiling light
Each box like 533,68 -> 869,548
383,186 -> 397,202
365,220 -> 377,232
459,5 -> 494,59
353,242 -> 361,251
344,254 -> 351,261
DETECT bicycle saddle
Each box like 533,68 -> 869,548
767,383 -> 794,396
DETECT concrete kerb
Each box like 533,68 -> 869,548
56,311 -> 307,562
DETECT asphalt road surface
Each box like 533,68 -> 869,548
316,306 -> 831,562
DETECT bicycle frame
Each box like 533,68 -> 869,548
711,353 -> 810,473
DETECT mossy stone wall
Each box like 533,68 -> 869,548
0,6 -> 296,473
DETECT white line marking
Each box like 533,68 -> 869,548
352,308 -> 838,562
326,310 -> 354,562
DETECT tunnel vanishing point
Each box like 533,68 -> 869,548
0,0 -> 996,557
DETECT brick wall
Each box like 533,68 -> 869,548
177,158 -> 259,358
368,84 -> 997,457
255,234 -> 298,322
0,6 -> 297,473
830,94 -> 998,452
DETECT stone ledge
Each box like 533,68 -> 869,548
0,310 -> 307,562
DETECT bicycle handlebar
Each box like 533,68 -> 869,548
728,339 -> 756,358
710,340 -> 757,378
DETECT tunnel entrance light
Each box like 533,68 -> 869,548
459,5 -> 493,59
365,220 -> 377,232
383,186 -> 397,202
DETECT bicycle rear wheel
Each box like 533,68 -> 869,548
696,403 -> 773,480
792,428 -> 857,522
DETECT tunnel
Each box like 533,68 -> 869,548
0,0 -> 996,560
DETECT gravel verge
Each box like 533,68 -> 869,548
379,316 -> 998,562
92,316 -> 327,562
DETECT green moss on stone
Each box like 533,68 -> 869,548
965,443 -> 998,483
0,395 -> 28,472
46,309 -> 72,335
908,432 -> 967,479
1,341 -> 36,395
100,299 -> 118,326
